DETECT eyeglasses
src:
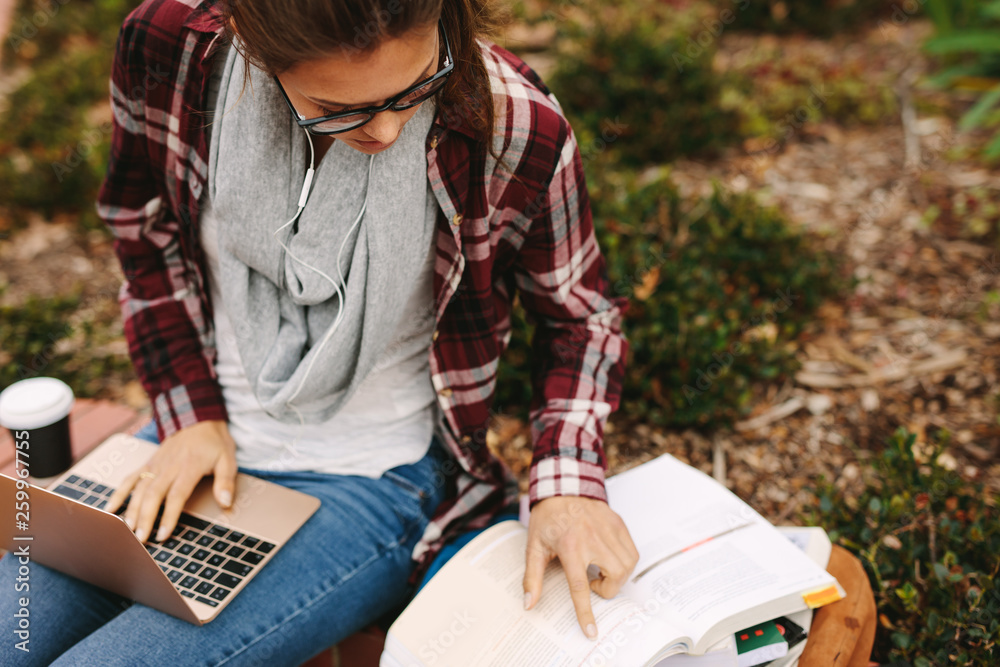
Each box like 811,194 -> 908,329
274,19 -> 453,135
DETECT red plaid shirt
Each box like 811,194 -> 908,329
98,0 -> 628,580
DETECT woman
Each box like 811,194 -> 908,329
0,0 -> 636,663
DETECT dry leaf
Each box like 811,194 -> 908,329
882,534 -> 903,550
634,266 -> 660,301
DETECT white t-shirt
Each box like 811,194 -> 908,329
198,193 -> 441,477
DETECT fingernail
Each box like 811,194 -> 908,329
220,491 -> 232,507
125,517 -> 134,530
135,528 -> 147,542
586,623 -> 598,639
156,527 -> 168,542
523,592 -> 532,610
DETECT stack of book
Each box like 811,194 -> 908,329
380,453 -> 845,667
660,525 -> 835,667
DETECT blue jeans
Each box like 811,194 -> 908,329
0,420 -> 451,666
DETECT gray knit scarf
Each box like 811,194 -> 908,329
206,42 -> 438,425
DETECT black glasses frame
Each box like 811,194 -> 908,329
273,18 -> 453,136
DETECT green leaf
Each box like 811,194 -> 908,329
984,131 -> 1000,159
959,86 -> 1000,131
891,631 -> 913,649
895,581 -> 918,602
923,64 -> 986,89
922,0 -> 954,33
933,562 -> 950,581
983,1 -> 1000,20
924,32 -> 1000,55
927,611 -> 940,632
868,497 -> 883,514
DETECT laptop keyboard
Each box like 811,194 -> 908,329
52,474 -> 276,608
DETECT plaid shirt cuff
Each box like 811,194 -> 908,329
528,456 -> 608,508
151,380 -> 228,442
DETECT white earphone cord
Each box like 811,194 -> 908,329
270,128 -> 376,434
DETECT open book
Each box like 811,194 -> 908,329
381,454 -> 845,667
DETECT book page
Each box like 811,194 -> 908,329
382,521 -> 685,667
623,524 -> 833,646
606,456 -> 766,582
606,456 -> 840,653
654,635 -> 737,667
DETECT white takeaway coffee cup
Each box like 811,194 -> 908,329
0,377 -> 75,479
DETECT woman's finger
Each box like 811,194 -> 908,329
558,549 -> 599,639
104,472 -> 137,516
615,516 -> 640,565
522,537 -> 553,611
128,469 -> 168,542
155,471 -> 203,542
606,527 -> 640,588
212,447 -> 238,510
587,542 -> 631,600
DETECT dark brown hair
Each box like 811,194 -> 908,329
223,0 -> 508,156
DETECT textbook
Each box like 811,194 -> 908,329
662,531 -> 826,667
735,619 -> 788,666
380,454 -> 844,667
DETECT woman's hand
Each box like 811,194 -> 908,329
105,419 -> 238,543
522,496 -> 639,639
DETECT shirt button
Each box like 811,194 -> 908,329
432,329 -> 439,342
451,213 -> 462,227
430,134 -> 439,149
438,387 -> 453,398
460,435 -> 472,444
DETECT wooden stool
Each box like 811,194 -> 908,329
800,545 -> 878,667
300,626 -> 386,667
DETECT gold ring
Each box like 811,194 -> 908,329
138,471 -> 156,481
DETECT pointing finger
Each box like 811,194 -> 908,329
560,551 -> 598,639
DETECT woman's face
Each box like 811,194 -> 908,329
276,22 -> 440,155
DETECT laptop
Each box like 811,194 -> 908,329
1,432 -> 321,625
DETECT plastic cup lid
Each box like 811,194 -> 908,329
0,378 -> 75,430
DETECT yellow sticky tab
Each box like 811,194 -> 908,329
803,585 -> 843,608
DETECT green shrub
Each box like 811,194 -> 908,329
0,291 -> 80,389
806,428 -> 1000,665
546,0 -> 739,166
921,184 -> 1000,247
600,167 -> 841,426
922,1 -> 1000,161
720,46 -> 899,141
727,0 -> 893,36
0,0 -> 137,230
2,0 -> 132,67
0,288 -> 134,397
923,0 -> 1000,34
496,165 -> 842,427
